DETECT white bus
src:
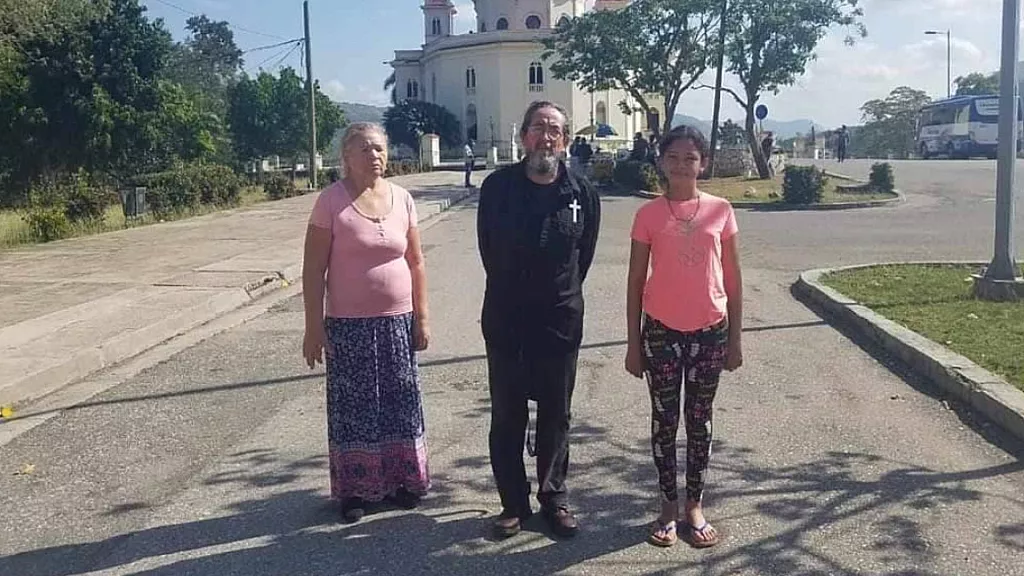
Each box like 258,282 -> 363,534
915,95 -> 1022,159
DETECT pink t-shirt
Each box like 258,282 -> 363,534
630,192 -> 738,333
309,181 -> 418,319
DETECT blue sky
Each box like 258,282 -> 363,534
140,0 -> 1014,128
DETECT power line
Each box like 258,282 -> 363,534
250,40 -> 301,71
242,38 -> 305,55
270,41 -> 303,71
148,0 -> 290,41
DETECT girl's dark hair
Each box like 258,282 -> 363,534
658,125 -> 709,159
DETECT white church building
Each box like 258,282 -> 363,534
389,0 -> 662,157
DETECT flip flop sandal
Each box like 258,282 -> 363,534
647,519 -> 678,547
684,521 -> 721,549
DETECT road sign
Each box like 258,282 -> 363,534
755,104 -> 769,120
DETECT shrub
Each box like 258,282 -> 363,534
613,160 -> 660,192
25,208 -> 70,242
782,165 -> 827,204
319,167 -> 341,185
590,158 -> 615,185
869,162 -> 895,193
385,159 -> 421,177
133,163 -> 242,217
264,174 -> 299,200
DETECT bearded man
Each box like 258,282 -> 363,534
476,101 -> 602,539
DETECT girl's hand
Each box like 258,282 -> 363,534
303,323 -> 327,369
413,318 -> 431,351
724,338 -> 743,371
625,342 -> 646,378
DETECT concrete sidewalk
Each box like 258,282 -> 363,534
0,171 -> 484,409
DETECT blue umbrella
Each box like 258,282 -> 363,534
596,123 -> 618,137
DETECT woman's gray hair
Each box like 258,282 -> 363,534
340,122 -> 389,171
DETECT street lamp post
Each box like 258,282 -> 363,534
975,0 -> 1022,300
924,29 -> 951,98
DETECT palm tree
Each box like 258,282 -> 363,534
383,71 -> 398,106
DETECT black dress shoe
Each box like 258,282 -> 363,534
387,487 -> 421,510
492,508 -> 532,539
340,497 -> 366,523
542,505 -> 579,538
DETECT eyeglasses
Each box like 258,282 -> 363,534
528,124 -> 565,138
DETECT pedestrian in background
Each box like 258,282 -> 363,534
625,125 -> 743,549
302,122 -> 432,524
464,140 -> 475,187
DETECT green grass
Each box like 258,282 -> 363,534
698,175 -> 897,204
0,187 -> 268,249
821,263 -> 1024,391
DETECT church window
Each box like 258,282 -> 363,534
558,16 -> 570,28
431,17 -> 442,36
466,67 -> 476,91
407,79 -> 419,100
529,62 -> 544,92
525,15 -> 542,29
431,73 -> 437,102
596,101 -> 607,125
496,17 -> 509,30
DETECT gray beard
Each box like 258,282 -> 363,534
527,150 -> 559,175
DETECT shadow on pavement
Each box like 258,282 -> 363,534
5,429 -> 1024,575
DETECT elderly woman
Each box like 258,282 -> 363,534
302,122 -> 431,523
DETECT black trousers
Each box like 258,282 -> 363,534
486,345 -> 579,514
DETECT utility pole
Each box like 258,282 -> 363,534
304,0 -> 317,189
979,0 -> 1021,290
706,0 -> 728,178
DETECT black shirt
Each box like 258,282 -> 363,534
477,160 -> 601,352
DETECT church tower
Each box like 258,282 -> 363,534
423,0 -> 456,43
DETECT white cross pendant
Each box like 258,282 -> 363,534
569,198 -> 581,223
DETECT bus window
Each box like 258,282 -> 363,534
955,104 -> 971,125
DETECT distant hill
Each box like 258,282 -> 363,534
672,113 -> 825,140
338,101 -> 386,124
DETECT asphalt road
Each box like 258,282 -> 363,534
2,160 -> 1023,575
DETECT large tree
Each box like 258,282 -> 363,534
954,72 -> 999,96
857,86 -> 930,159
227,67 -> 345,164
382,100 -> 461,153
0,0 -> 175,196
542,0 -> 719,135
715,0 -> 865,178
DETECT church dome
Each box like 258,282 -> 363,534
472,0 -> 554,32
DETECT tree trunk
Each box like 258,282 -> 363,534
745,105 -> 770,179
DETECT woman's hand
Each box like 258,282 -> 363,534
303,322 -> 327,369
413,317 -> 431,351
724,336 -> 743,372
625,342 -> 646,378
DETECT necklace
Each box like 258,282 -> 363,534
664,191 -> 701,235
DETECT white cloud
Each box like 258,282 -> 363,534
323,80 -> 346,100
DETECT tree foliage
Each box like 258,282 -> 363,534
383,100 -> 461,152
954,72 -> 999,96
719,0 -> 865,178
542,0 -> 719,135
857,86 -> 931,159
0,0 -> 347,208
227,68 -> 346,164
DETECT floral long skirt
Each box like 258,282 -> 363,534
324,314 -> 430,502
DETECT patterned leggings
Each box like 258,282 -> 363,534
642,314 -> 728,503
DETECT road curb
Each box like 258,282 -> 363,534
793,263 -> 1024,443
0,188 -> 474,413
631,188 -> 904,210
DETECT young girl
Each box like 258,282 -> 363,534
625,125 -> 743,548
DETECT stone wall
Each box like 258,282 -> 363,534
711,148 -> 751,178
